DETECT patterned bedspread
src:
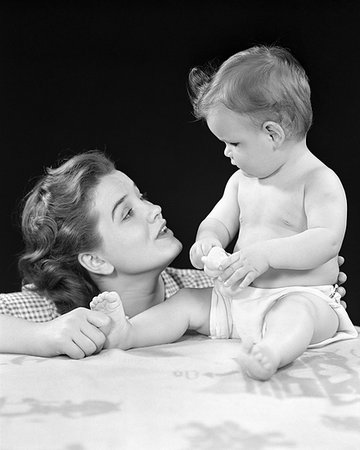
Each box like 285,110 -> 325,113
1,330 -> 359,449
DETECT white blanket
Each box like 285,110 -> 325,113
1,330 -> 359,449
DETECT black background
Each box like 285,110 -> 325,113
1,1 -> 359,324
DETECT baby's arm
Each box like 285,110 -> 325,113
91,288 -> 212,350
220,168 -> 347,287
0,309 -> 110,358
268,169 -> 346,267
190,171 -> 240,269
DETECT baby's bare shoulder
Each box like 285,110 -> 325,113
305,164 -> 343,191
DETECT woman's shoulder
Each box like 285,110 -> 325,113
0,285 -> 59,322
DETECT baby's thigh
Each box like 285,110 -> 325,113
283,292 -> 339,345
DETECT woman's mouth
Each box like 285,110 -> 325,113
156,221 -> 172,239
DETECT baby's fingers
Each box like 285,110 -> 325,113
190,245 -> 205,269
200,242 -> 216,257
239,272 -> 256,289
218,252 -> 240,272
222,266 -> 248,287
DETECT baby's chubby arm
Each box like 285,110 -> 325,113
105,288 -> 212,350
190,172 -> 240,269
220,168 -> 347,288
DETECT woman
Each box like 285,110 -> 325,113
0,151 -> 347,358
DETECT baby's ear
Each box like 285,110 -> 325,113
78,252 -> 114,275
262,121 -> 285,147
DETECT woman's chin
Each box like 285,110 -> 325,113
166,236 -> 183,259
161,236 -> 183,266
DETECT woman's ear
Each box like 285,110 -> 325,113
262,121 -> 286,147
78,252 -> 114,275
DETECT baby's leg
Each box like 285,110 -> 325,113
90,291 -> 131,349
244,293 -> 339,381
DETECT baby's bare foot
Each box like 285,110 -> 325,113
91,291 -> 124,316
90,291 -> 130,349
244,343 -> 280,381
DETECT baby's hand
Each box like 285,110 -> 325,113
189,238 -> 222,269
219,244 -> 270,289
202,247 -> 229,278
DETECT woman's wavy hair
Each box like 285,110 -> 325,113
188,45 -> 313,140
18,150 -> 115,314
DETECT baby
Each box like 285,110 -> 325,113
90,45 -> 357,380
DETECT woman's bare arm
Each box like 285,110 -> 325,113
0,308 -> 110,358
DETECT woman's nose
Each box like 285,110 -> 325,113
147,203 -> 162,222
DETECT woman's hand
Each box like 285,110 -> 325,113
40,307 -> 111,359
337,255 -> 347,307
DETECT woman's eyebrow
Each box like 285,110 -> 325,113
111,182 -> 140,220
112,195 -> 127,220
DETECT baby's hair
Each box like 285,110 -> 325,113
18,150 -> 115,314
189,45 -> 312,140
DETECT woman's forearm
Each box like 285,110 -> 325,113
0,314 -> 50,356
0,308 -> 109,358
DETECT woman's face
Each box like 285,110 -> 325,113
92,170 -> 183,275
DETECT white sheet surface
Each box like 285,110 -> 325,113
1,330 -> 359,449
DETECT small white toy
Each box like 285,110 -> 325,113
202,246 -> 229,278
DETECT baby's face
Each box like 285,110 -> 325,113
206,104 -> 283,178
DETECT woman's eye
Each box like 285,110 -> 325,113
123,208 -> 133,220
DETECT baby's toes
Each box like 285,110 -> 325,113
103,292 -> 121,309
90,295 -> 100,309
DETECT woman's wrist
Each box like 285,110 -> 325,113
32,321 -> 59,357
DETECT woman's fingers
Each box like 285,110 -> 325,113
62,340 -> 86,359
81,322 -> 107,353
337,286 -> 346,299
337,271 -> 347,286
69,330 -> 100,357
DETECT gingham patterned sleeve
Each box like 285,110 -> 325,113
0,287 -> 59,322
162,267 -> 214,299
